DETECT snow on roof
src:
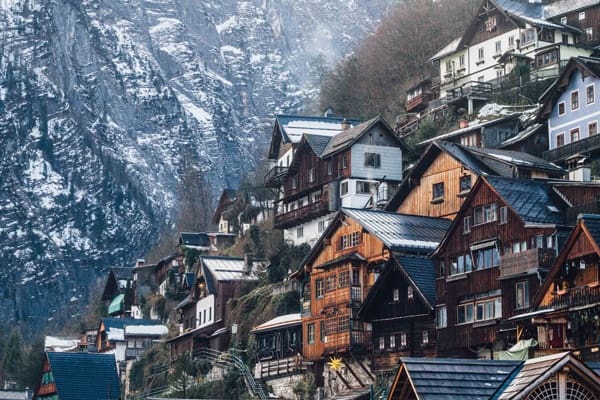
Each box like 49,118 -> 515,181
202,256 -> 261,281
107,327 -> 125,342
125,325 -> 168,337
544,0 -> 600,18
283,120 -> 345,143
251,313 -> 302,333
44,336 -> 80,351
429,37 -> 461,61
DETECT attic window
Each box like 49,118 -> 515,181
365,152 -> 381,168
579,11 -> 586,20
432,182 -> 445,203
560,16 -> 567,25
547,205 -> 560,213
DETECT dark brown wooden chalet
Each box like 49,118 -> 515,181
212,188 -> 238,234
546,2 -> 600,47
405,79 -> 433,114
526,214 -> 600,362
292,208 -> 450,393
386,141 -> 565,220
358,254 -> 440,372
433,176 -> 573,359
167,255 -> 261,357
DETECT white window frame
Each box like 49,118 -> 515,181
378,336 -> 385,350
570,127 -> 580,143
579,11 -> 586,20
478,47 -> 484,60
389,335 -> 396,349
589,121 -> 598,137
436,306 -> 447,329
463,216 -> 471,234
587,84 -> 595,105
499,206 -> 508,225
393,288 -> 399,302
561,16 -> 567,24
556,132 -> 565,147
558,101 -> 566,116
515,281 -> 530,310
407,286 -> 414,300
400,332 -> 407,347
571,90 -> 580,111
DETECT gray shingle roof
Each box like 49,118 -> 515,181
304,133 -> 332,156
321,116 -> 380,157
496,0 -> 543,19
394,254 -> 436,306
464,146 -> 565,175
47,352 -> 121,400
485,176 -> 567,225
342,208 -> 451,253
400,357 -> 521,400
579,214 -> 600,245
110,266 -> 133,280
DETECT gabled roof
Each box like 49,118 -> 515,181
393,254 -> 437,307
110,266 -> 133,281
464,146 -> 565,176
429,37 -> 461,62
342,208 -> 451,253
46,352 -> 120,400
304,133 -> 332,156
178,232 -> 210,248
532,213 -> 600,308
539,57 -> 600,120
390,357 -> 521,400
212,188 -> 238,224
320,116 -> 409,158
419,114 -> 520,146
498,352 -> 600,399
200,255 -> 261,282
485,176 -> 568,225
267,114 -> 362,159
250,313 -> 302,334
101,317 -> 161,332
544,0 -> 600,19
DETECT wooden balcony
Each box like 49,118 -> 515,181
499,248 -> 555,279
323,330 -> 372,355
446,81 -> 492,101
264,166 -> 289,188
543,134 -> 600,163
274,199 -> 330,229
255,356 -> 302,379
548,284 -> 600,310
406,93 -> 432,113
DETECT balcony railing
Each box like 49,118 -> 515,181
543,134 -> 600,163
499,248 -> 555,279
406,93 -> 432,113
264,166 -> 289,188
446,81 -> 493,101
274,199 -> 330,229
548,284 -> 600,310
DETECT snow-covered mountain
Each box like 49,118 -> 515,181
0,0 -> 395,329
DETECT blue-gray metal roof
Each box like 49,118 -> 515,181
400,357 -> 522,400
304,133 -> 332,156
394,254 -> 436,306
179,232 -> 210,247
464,146 -> 565,175
342,208 -> 451,253
101,317 -> 161,331
275,114 -> 362,144
589,361 -> 600,376
321,116 -> 380,157
496,0 -> 543,19
544,0 -> 600,18
485,176 -> 567,225
436,141 -> 498,176
200,256 -> 260,282
579,214 -> 600,246
47,352 -> 121,400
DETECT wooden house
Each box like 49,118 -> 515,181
178,232 -> 211,254
34,352 -> 120,400
539,57 -> 600,168
386,352 -> 600,400
433,176 -> 572,359
386,141 -> 565,220
546,1 -> 600,48
292,208 -> 450,394
96,318 -> 163,363
265,115 -> 408,245
405,79 -> 433,113
212,188 -> 238,234
167,255 -> 262,357
526,214 -> 600,361
430,0 -> 590,109
251,313 -> 303,380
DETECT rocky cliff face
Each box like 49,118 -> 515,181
0,0 -> 394,329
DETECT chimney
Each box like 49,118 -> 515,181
244,252 -> 254,275
136,259 -> 145,268
341,118 -> 351,130
567,156 -> 591,182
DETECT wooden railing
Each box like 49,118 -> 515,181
549,284 -> 600,309
274,199 -> 330,229
446,81 -> 493,101
406,93 -> 432,113
543,134 -> 600,162
264,166 -> 289,188
499,248 -> 555,279
256,356 -> 301,379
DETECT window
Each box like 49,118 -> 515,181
475,297 -> 502,321
327,161 -> 333,175
558,102 -> 565,116
356,180 -> 372,194
340,181 -> 348,196
450,253 -> 472,275
521,29 -> 535,44
586,28 -> 594,41
474,245 -> 500,269
496,70 -> 503,79
436,306 -> 447,328
571,128 -> 580,143
326,274 -> 336,291
516,281 -> 530,310
389,335 -> 396,349
587,85 -> 595,105
439,261 -> 446,278
458,175 -> 471,193
457,303 -> 474,324
556,133 -> 565,147
590,121 -> 598,136
320,321 -> 326,342
307,323 -> 315,344
508,36 -> 514,49
296,227 -> 303,238
338,317 -> 350,332
536,50 -> 557,68
393,288 -> 400,302
478,47 -> 484,60
339,231 -> 361,250
400,332 -> 407,347
365,152 -> 381,168
560,16 -> 567,24
459,54 -> 465,68
291,176 -> 298,189
512,240 -> 527,253
572,90 -> 579,110
474,203 -> 497,225
352,269 -> 360,286
308,168 -> 315,183
562,34 -> 569,44
338,271 -> 350,288
463,216 -> 471,234
432,182 -> 444,201
495,40 -> 501,54
422,330 -> 429,345
445,60 -> 452,73
315,279 -> 324,299
379,336 -> 385,350
500,206 -> 508,225
579,11 -> 586,20
318,220 -> 326,233
407,286 -> 414,300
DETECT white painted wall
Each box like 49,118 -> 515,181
284,212 -> 335,246
351,144 -> 403,181
196,294 -> 215,328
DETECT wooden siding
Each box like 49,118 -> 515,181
396,152 -> 475,219
468,5 -> 518,47
553,6 -> 600,47
436,181 -> 555,356
372,320 -> 436,371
